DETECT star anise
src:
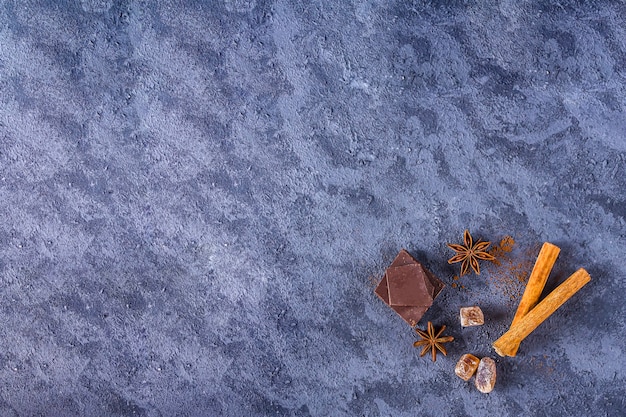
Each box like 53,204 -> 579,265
447,230 -> 496,276
413,321 -> 454,362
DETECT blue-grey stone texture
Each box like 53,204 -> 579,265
1,0 -> 625,415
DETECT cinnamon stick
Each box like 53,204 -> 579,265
493,268 -> 591,357
509,242 -> 560,355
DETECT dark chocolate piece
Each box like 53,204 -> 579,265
375,249 -> 445,326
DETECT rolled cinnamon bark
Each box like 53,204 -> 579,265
509,242 -> 560,355
493,268 -> 591,357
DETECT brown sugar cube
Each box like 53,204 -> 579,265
460,306 -> 484,327
475,357 -> 497,393
454,354 -> 480,381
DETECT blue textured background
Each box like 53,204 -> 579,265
1,1 -> 625,415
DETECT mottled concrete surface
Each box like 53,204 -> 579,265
1,1 -> 625,416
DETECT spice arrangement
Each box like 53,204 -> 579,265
374,231 -> 591,394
